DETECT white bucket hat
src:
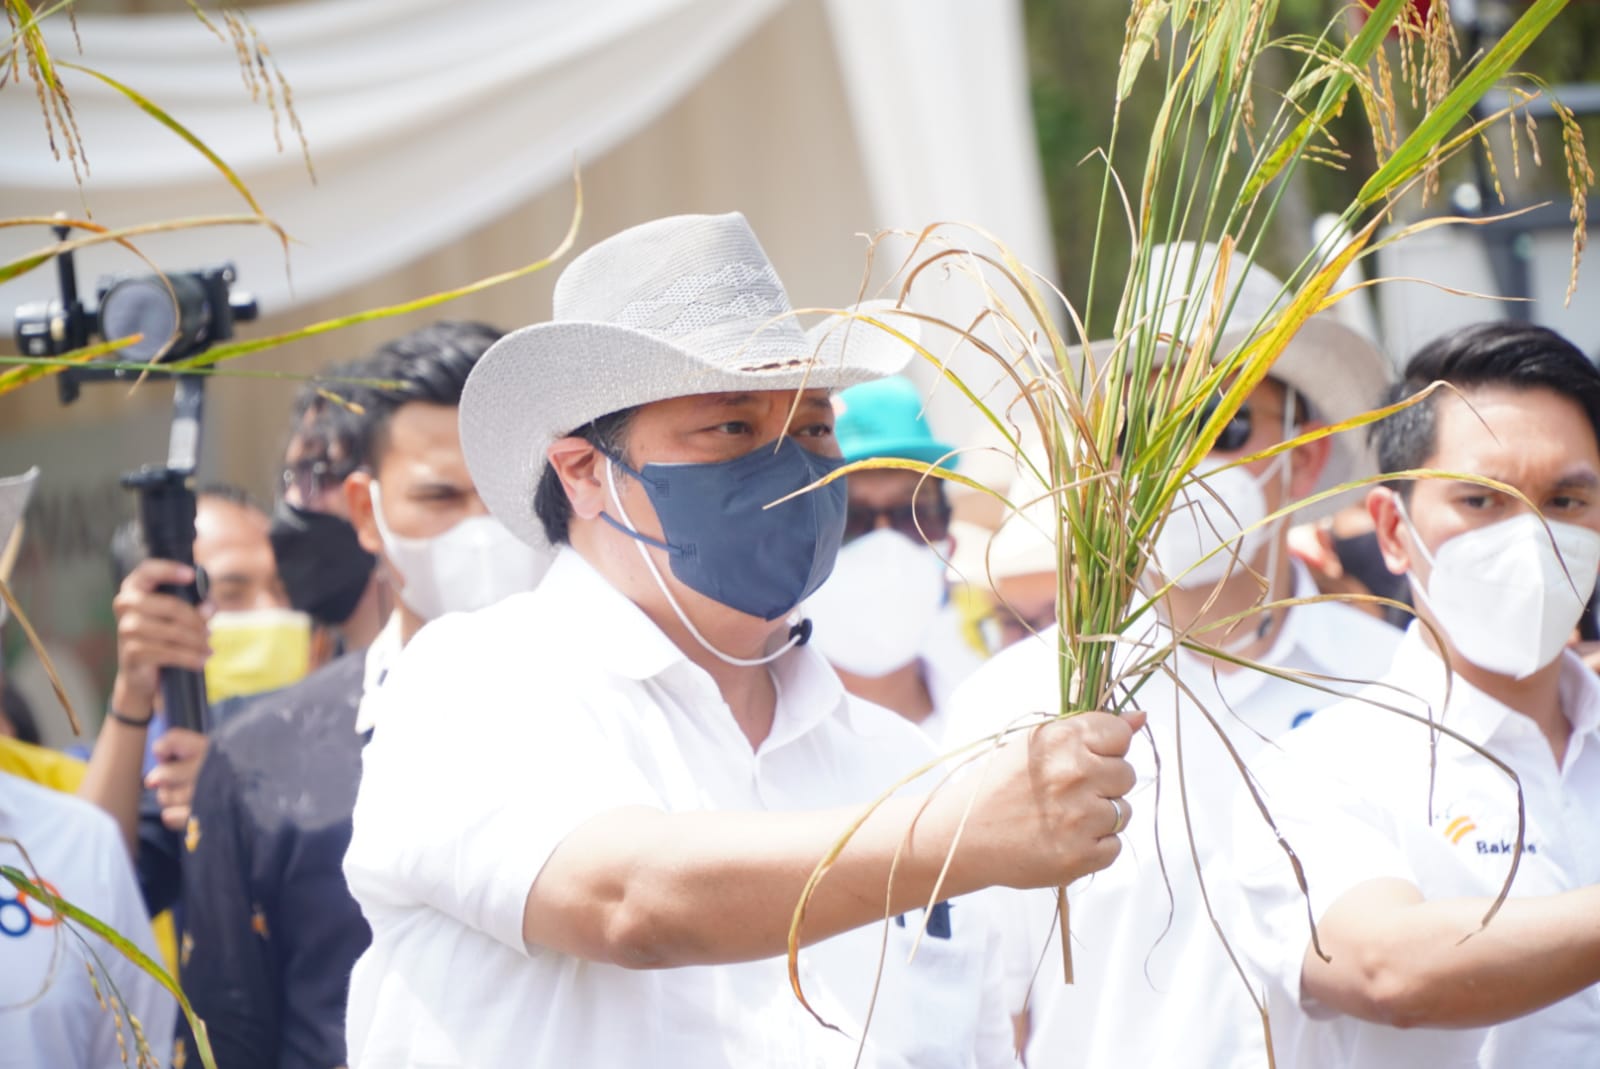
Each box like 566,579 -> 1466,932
1072,241 -> 1393,521
460,213 -> 917,550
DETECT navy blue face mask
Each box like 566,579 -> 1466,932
600,436 -> 848,621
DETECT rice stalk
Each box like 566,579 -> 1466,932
1553,97 -> 1594,305
786,0 -> 1581,1031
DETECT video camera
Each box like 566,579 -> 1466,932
12,221 -> 260,732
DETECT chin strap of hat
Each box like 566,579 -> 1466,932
605,458 -> 804,668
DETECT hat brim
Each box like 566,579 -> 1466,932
0,468 -> 38,585
461,319 -> 914,551
1066,317 -> 1391,522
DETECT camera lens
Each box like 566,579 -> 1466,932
99,273 -> 211,363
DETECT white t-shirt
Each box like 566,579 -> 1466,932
0,773 -> 173,1069
946,565 -> 1401,1068
344,548 -> 1017,1069
1232,627 -> 1600,1069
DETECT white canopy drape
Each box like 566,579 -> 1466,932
2,0 -> 1053,344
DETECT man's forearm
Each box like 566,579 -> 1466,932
526,793 -> 985,968
1303,878 -> 1600,1029
525,759 -> 1115,971
521,713 -> 1132,969
78,683 -> 154,853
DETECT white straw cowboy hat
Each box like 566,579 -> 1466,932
1071,241 -> 1393,521
460,212 -> 918,550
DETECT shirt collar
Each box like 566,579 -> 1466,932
546,548 -> 851,750
1164,562 -> 1320,680
1382,625 -> 1600,748
354,611 -> 406,735
1557,647 -> 1600,740
537,547 -> 694,681
764,644 -> 851,752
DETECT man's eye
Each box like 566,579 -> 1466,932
712,421 -> 753,435
795,423 -> 834,439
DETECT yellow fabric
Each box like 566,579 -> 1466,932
949,583 -> 999,658
0,736 -> 180,975
0,736 -> 86,792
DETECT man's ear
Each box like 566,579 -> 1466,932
547,438 -> 608,522
1288,423 -> 1333,501
344,471 -> 383,556
1368,486 -> 1412,577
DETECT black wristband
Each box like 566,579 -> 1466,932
106,708 -> 154,729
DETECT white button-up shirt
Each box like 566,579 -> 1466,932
1232,627 -> 1600,1069
344,548 -> 1016,1068
947,565 -> 1401,1068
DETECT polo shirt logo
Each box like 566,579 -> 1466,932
1475,839 -> 1537,855
1442,813 -> 1539,855
0,879 -> 61,939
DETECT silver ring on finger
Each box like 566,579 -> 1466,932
1108,796 -> 1130,836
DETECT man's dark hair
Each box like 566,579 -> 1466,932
347,321 -> 503,467
1369,322 -> 1600,496
286,356 -> 372,478
533,407 -> 637,546
0,677 -> 39,747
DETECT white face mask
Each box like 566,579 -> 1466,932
368,482 -> 548,621
1401,506 -> 1600,679
1150,459 -> 1283,589
804,529 -> 948,677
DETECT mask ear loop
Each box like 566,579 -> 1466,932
1252,402 -> 1299,640
604,457 -> 801,668
1392,496 -> 1443,617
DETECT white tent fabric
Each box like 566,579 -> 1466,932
821,0 -> 1057,431
2,0 -> 1051,325
2,0 -> 1053,451
2,0 -> 788,316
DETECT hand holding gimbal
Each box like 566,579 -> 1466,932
17,220 -> 258,731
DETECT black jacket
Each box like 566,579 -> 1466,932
180,652 -> 372,1069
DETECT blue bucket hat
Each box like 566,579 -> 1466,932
835,376 -> 957,469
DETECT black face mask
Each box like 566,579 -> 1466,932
269,500 -> 377,626
1333,530 -> 1413,625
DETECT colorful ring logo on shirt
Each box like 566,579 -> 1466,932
0,879 -> 62,938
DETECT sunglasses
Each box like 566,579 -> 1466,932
1118,397 -> 1262,456
281,456 -> 356,502
843,501 -> 952,544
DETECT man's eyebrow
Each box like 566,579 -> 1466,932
705,393 -> 760,409
409,477 -> 467,493
795,394 -> 833,415
1554,470 -> 1600,491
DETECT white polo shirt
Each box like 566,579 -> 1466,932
1232,627 -> 1600,1068
946,565 -> 1401,1069
0,772 -> 173,1069
344,548 -> 1016,1069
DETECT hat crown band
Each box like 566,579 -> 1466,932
558,256 -> 809,366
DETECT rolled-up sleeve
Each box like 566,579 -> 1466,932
1230,739 -> 1418,1018
344,617 -> 662,955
